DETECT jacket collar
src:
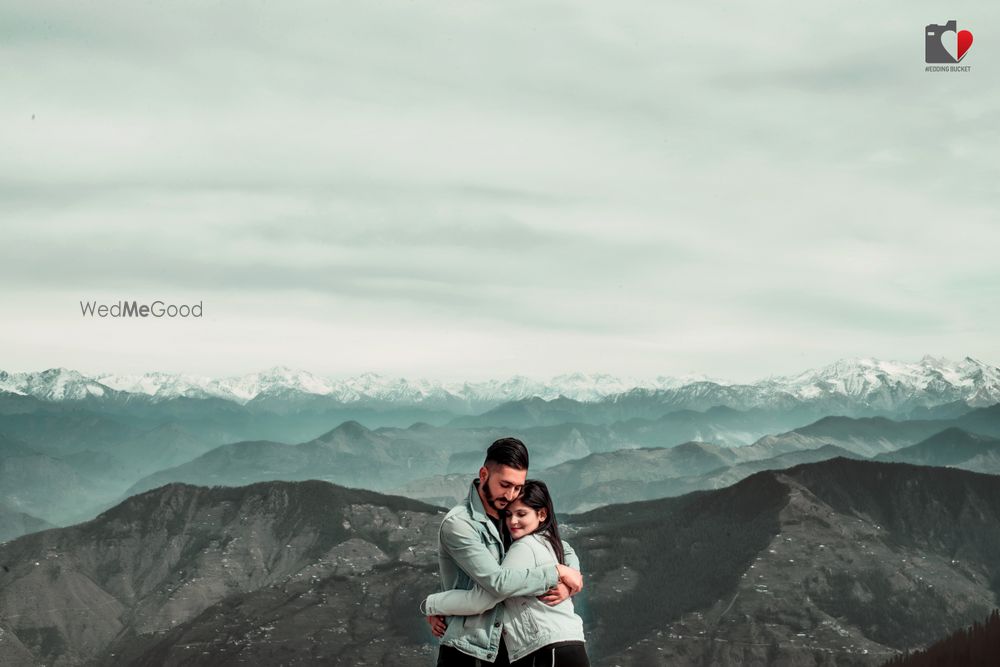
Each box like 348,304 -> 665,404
466,479 -> 503,544
466,478 -> 488,523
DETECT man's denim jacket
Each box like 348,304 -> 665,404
425,480 -> 579,662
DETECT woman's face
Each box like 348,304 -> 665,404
505,499 -> 546,540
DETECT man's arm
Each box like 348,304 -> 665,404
439,515 -> 559,598
422,541 -> 536,616
426,614 -> 446,638
423,586 -> 499,617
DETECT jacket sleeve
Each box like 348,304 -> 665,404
422,540 -> 537,616
437,514 -> 558,599
562,539 -> 580,571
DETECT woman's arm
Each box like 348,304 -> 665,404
422,540 -> 536,616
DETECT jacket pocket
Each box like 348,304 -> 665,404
507,599 -> 540,644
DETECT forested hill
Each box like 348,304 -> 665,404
880,609 -> 1000,666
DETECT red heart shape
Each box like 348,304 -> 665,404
957,30 -> 974,61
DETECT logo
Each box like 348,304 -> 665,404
925,20 -> 973,64
79,300 -> 204,318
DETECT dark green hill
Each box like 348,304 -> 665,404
881,608 -> 1000,666
0,480 -> 443,666
574,457 -> 1000,664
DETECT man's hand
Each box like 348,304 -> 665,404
538,581 -> 571,606
556,563 -> 583,594
427,615 -> 447,638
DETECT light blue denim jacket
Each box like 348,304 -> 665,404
423,480 -> 579,663
424,532 -> 585,662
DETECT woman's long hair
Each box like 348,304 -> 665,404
514,480 -> 565,565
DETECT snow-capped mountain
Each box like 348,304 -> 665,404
759,355 -> 1000,409
93,371 -> 220,400
212,367 -> 338,403
96,367 -> 342,403
0,368 -> 112,401
93,369 -> 685,406
2,357 -> 998,415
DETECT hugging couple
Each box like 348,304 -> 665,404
421,437 -> 590,667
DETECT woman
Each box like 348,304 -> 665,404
422,480 -> 589,667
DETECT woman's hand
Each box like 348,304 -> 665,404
426,615 -> 447,638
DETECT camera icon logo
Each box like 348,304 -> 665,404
925,20 -> 974,63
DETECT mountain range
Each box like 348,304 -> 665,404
121,419 -> 660,500
2,356 -> 998,418
5,400 -> 997,533
3,358 -> 999,665
1,458 -> 999,665
391,405 -> 1000,512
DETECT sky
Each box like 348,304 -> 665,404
1,1 -> 997,383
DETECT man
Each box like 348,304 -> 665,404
425,437 -> 583,666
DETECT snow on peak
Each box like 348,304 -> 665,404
5,355 -> 998,411
1,367 -> 112,401
763,355 -> 1000,407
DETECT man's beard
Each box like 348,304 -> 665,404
481,473 -> 509,513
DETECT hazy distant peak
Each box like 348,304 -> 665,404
313,420 -> 374,442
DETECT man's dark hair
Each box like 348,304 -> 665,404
485,437 -> 529,470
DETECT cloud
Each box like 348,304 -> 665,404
1,1 -> 998,380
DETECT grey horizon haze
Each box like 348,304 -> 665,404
1,1 -> 997,383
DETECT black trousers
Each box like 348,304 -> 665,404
509,641 -> 589,667
436,637 -> 510,666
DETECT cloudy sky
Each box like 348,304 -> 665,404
2,1 -> 997,383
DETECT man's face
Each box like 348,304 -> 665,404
479,464 -> 527,514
